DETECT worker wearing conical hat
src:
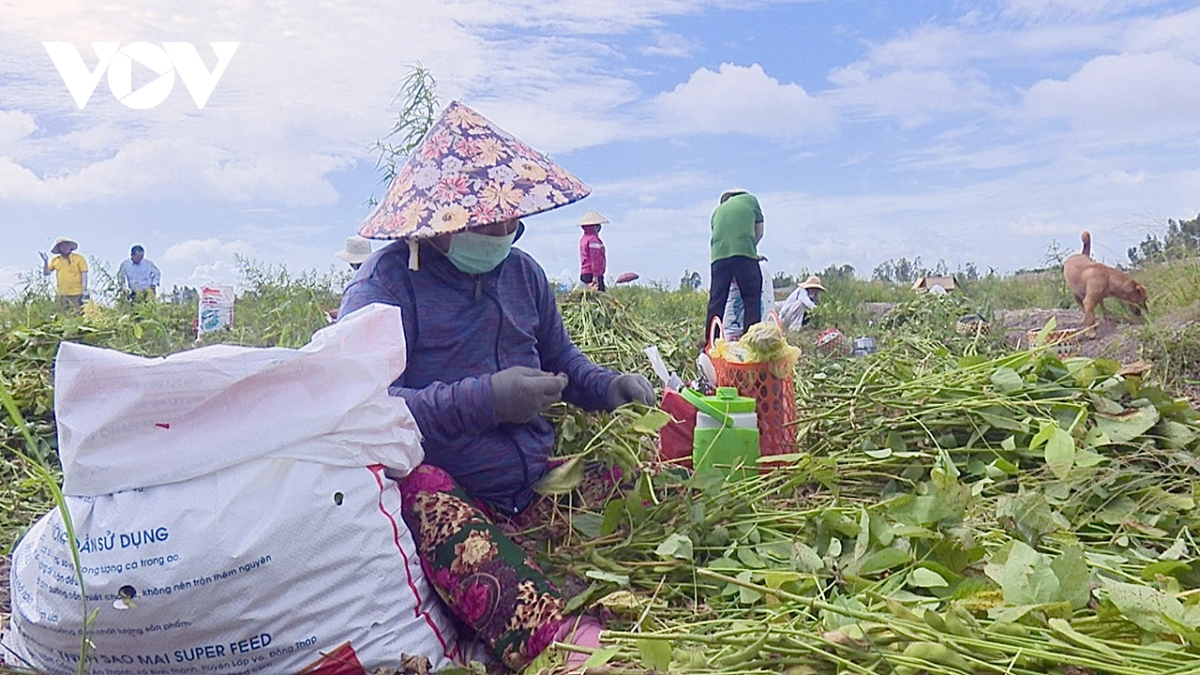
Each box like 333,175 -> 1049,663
779,275 -> 825,331
577,209 -> 608,291
339,102 -> 652,670
41,237 -> 88,313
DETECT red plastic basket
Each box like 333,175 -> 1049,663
706,317 -> 798,461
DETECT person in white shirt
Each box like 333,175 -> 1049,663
116,245 -> 161,302
778,275 -> 825,332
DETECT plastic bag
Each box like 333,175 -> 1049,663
3,304 -> 463,674
721,261 -> 774,340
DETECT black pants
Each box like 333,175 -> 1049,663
707,256 -> 762,334
580,273 -> 606,291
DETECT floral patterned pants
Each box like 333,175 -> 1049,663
399,464 -> 603,671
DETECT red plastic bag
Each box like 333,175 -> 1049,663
658,388 -> 697,467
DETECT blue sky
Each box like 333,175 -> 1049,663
1,0 -> 1198,294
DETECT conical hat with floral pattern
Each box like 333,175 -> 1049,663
358,101 -> 591,240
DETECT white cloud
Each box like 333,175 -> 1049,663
1006,215 -> 1085,237
839,22 -> 975,73
638,31 -> 703,58
590,170 -> 723,203
1023,52 -> 1200,136
1087,169 -> 1145,188
0,0 -> 809,210
825,68 -> 996,126
1124,7 -> 1200,58
999,0 -> 1168,21
163,238 -> 254,265
0,110 -> 37,143
160,238 -> 255,289
185,259 -> 240,288
0,138 -> 347,205
0,157 -> 53,200
652,63 -> 835,138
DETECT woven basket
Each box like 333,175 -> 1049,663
707,317 -> 797,460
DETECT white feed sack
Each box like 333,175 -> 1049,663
2,304 -> 463,674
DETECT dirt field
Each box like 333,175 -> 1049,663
998,307 -> 1200,408
996,308 -> 1144,361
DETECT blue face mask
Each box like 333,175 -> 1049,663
444,229 -> 517,275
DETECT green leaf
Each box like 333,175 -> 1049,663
600,499 -> 625,536
1158,420 -> 1198,449
708,556 -> 741,571
1044,427 -> 1076,479
633,409 -> 672,433
864,447 -> 893,459
991,367 -> 1025,393
584,569 -> 629,585
1001,436 -> 1016,451
736,570 -> 762,604
909,567 -> 949,589
1074,449 -> 1104,467
791,542 -> 824,573
895,494 -> 958,526
1096,405 -> 1160,444
582,647 -> 621,670
737,546 -> 767,569
854,507 -> 871,561
1088,393 -> 1126,415
1051,544 -> 1091,610
1035,316 -> 1058,346
976,406 -> 1029,433
1103,579 -> 1198,634
571,511 -> 604,540
1083,426 -> 1112,448
637,639 -> 672,671
1030,420 -> 1057,450
857,547 -> 911,575
1151,489 -> 1195,512
1098,497 -> 1138,525
1142,560 -> 1191,580
825,535 -> 844,557
990,541 -> 1060,606
533,456 -> 584,495
563,582 -> 604,615
655,532 -> 695,561
1160,538 -> 1188,561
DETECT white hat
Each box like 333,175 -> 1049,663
51,237 -> 78,254
578,210 -> 609,226
800,275 -> 826,291
335,236 -> 373,264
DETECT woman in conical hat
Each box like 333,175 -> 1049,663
577,209 -> 608,291
779,275 -> 825,332
340,102 -> 652,670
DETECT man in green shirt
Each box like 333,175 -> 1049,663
708,189 -> 765,332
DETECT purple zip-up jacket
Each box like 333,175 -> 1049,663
339,237 -> 618,514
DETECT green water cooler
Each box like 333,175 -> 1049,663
682,387 -> 760,481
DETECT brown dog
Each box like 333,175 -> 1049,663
1063,231 -> 1148,336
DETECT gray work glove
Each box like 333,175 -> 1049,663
605,373 -> 656,411
491,366 -> 569,424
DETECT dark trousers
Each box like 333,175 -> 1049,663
707,256 -> 762,334
580,273 -> 606,291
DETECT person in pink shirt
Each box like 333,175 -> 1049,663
578,210 -> 608,291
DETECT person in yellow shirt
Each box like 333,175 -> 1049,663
40,237 -> 88,313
